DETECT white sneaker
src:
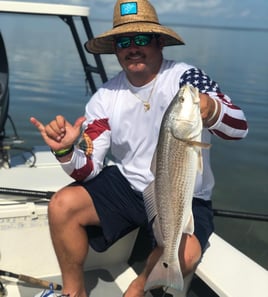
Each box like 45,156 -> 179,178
34,283 -> 69,297
34,289 -> 56,297
34,291 -> 69,297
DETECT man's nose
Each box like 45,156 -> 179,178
129,39 -> 139,49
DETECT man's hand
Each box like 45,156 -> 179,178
30,115 -> 86,151
199,93 -> 220,127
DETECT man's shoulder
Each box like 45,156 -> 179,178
162,59 -> 195,73
102,71 -> 125,89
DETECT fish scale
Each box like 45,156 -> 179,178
145,84 -> 203,292
156,138 -> 198,278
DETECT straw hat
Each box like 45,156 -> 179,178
86,0 -> 184,54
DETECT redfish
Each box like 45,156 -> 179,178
145,84 -> 207,292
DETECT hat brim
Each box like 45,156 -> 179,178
85,22 -> 185,54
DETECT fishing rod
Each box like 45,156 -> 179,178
1,187 -> 268,222
0,187 -> 54,199
0,269 -> 62,291
0,281 -> 6,297
213,209 -> 268,222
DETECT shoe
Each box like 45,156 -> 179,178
34,290 -> 55,297
34,289 -> 69,297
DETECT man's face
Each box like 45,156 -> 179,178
114,33 -> 163,79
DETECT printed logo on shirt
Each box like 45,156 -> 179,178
120,2 -> 138,16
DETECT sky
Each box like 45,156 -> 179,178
62,0 -> 268,29
3,0 -> 268,29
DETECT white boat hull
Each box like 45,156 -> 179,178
1,147 -> 268,297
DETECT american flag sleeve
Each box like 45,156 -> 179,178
180,67 -> 248,140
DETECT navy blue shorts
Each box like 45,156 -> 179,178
192,197 -> 214,251
77,165 -> 214,252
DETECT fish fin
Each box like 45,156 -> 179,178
152,215 -> 165,246
197,149 -> 203,173
143,181 -> 157,222
193,86 -> 200,103
185,140 -> 211,149
144,255 -> 184,292
150,149 -> 157,175
183,211 -> 194,235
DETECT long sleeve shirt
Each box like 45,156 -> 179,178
60,59 -> 248,215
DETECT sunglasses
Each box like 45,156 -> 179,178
115,34 -> 158,49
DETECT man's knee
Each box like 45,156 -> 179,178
48,187 -> 73,224
48,186 -> 87,220
49,186 -> 72,207
48,185 -> 100,226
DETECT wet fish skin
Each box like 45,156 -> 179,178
144,84 -> 203,292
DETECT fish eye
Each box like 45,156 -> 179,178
179,96 -> 184,103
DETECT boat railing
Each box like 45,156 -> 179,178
0,1 -> 108,168
0,1 -> 108,94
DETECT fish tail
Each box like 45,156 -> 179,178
144,255 -> 184,292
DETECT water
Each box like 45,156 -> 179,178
0,12 -> 267,269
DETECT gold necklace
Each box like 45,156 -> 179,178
127,75 -> 158,112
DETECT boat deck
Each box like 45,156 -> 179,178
1,225 -> 218,297
2,267 -> 133,297
1,272 -> 218,297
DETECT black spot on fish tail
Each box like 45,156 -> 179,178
163,262 -> 169,268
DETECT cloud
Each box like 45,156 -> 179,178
61,0 -> 223,16
153,0 -> 222,14
32,0 -> 267,28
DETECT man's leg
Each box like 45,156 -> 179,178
124,233 -> 201,297
48,185 -> 100,297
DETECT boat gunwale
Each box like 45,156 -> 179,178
0,1 -> 90,17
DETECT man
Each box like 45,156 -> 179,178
31,0 -> 248,296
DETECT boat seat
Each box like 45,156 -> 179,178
144,232 -> 268,297
195,232 -> 268,297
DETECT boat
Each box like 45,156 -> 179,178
0,2 -> 268,297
